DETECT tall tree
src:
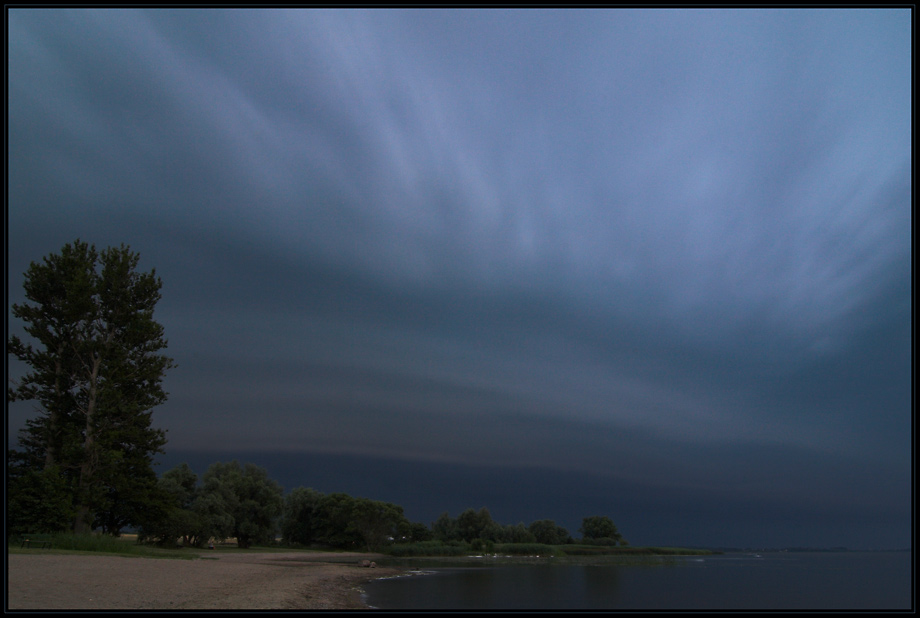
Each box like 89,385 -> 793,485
200,461 -> 283,548
281,486 -> 325,546
457,507 -> 498,542
311,492 -> 364,549
8,240 -> 175,534
432,512 -> 461,542
139,463 -> 221,548
579,515 -> 622,544
350,497 -> 410,552
528,519 -> 572,545
8,241 -> 97,472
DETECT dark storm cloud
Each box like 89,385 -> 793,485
7,8 -> 911,548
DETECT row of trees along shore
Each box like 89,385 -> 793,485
8,241 -> 628,552
137,460 -> 627,552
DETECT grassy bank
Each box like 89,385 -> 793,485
8,533 -> 198,559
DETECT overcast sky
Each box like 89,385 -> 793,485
6,8 -> 912,549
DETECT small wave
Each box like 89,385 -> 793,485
375,569 -> 436,581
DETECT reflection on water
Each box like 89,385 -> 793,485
364,552 -> 912,610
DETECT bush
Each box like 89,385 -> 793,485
582,536 -> 621,546
138,507 -> 207,547
12,532 -> 201,559
384,540 -> 470,557
528,520 -> 572,545
7,465 -> 75,536
469,538 -> 494,553
33,532 -> 154,555
561,544 -> 646,555
495,543 -> 561,556
46,532 -> 132,553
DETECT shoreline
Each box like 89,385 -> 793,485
7,551 -> 408,610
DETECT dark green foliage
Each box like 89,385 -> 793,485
160,463 -> 199,509
8,240 -> 174,535
528,519 -> 573,545
432,512 -> 461,542
384,540 -> 469,557
311,492 -> 364,548
469,537 -> 495,553
6,460 -> 74,535
200,461 -> 283,548
281,486 -> 324,546
282,489 -> 412,551
187,489 -> 235,544
349,497 -> 408,551
456,507 -> 500,542
138,463 -> 217,548
93,454 -> 175,536
499,522 -> 536,544
430,511 -> 584,548
559,544 -> 622,555
140,506 -> 205,548
494,543 -> 561,556
579,515 -> 622,543
404,521 -> 434,543
19,532 -> 196,558
95,478 -> 172,537
581,536 -> 622,546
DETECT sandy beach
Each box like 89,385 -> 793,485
7,550 -> 407,610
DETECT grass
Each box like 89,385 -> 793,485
494,543 -> 564,556
9,533 -> 198,559
9,533 -> 380,559
385,541 -> 471,557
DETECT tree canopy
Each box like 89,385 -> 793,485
8,240 -> 175,534
201,461 -> 284,549
579,515 -> 624,544
529,519 -> 573,545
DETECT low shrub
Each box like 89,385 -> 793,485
12,532 -> 197,559
494,543 -> 561,556
46,532 -> 138,553
470,538 -> 494,553
562,544 -> 652,555
384,540 -> 470,557
581,537 -> 622,546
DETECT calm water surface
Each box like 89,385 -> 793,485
363,552 -> 912,610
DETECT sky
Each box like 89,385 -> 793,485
6,8 -> 912,550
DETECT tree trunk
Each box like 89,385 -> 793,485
44,344 -> 68,470
73,352 -> 102,534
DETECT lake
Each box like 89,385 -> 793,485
363,551 -> 912,610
